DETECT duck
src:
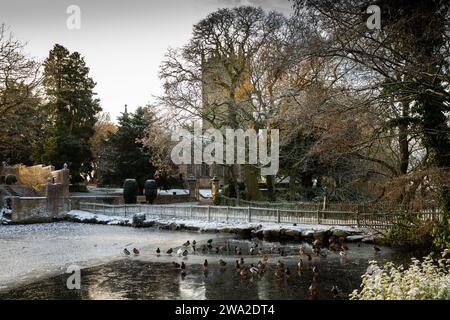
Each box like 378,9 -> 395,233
218,259 -> 227,267
133,248 -> 140,255
207,239 -> 213,244
192,240 -> 197,246
201,245 -> 207,253
182,249 -> 189,257
285,267 -> 292,279
374,245 -> 381,252
312,265 -> 319,277
180,262 -> 186,275
123,248 -> 131,255
312,247 -> 320,256
331,285 -> 339,299
274,269 -> 284,280
312,239 -> 321,248
276,260 -> 285,270
203,259 -> 208,271
239,266 -> 250,278
297,259 -> 304,271
172,261 -> 181,268
308,282 -> 317,296
240,257 -> 245,266
299,245 -> 306,255
257,260 -> 265,271
156,247 -> 161,255
250,247 -> 255,255
249,264 -> 259,276
177,248 -> 183,256
166,248 -> 173,255
183,240 -> 190,247
235,260 -> 241,270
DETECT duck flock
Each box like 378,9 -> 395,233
123,237 -> 382,299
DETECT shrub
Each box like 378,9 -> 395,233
5,174 -> 17,185
213,192 -> 222,205
144,179 -> 157,204
350,250 -> 450,300
123,179 -> 138,204
386,213 -> 435,249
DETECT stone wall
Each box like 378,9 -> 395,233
8,196 -> 68,223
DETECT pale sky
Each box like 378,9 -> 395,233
0,0 -> 293,121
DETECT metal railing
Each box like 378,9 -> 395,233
77,202 -> 425,229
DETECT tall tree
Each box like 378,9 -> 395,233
0,24 -> 43,165
33,44 -> 101,183
102,106 -> 156,191
160,6 -> 291,200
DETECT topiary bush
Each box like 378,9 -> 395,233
123,179 -> 138,204
5,174 -> 17,185
144,179 -> 157,204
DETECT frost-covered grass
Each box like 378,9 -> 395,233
350,250 -> 450,300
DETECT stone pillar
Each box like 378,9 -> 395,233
187,175 -> 196,202
61,163 -> 70,199
46,178 -> 61,216
211,175 -> 220,202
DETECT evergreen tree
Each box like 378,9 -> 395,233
33,44 -> 101,183
103,106 -> 156,192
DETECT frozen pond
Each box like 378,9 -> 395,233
0,222 -> 416,299
0,222 -> 227,292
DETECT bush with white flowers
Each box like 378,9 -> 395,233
350,250 -> 450,300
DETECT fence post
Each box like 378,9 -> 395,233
248,206 -> 251,223
190,205 -> 193,219
356,210 -> 360,228
93,203 -> 97,213
208,205 -> 211,222
316,210 -> 320,224
226,206 -> 229,223
277,209 -> 280,223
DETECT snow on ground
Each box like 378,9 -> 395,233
158,189 -> 189,195
66,210 -> 362,234
68,210 -> 129,225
